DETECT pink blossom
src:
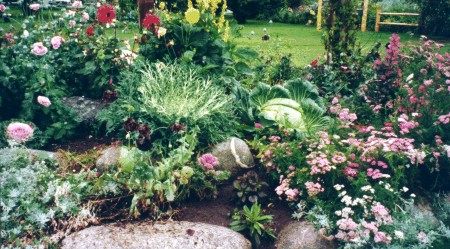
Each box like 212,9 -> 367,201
438,113 -> 450,124
424,79 -> 433,86
338,108 -> 357,122
6,122 -> 34,143
343,167 -> 358,177
305,181 -> 324,197
285,188 -> 299,201
331,152 -> 346,164
374,231 -> 392,244
29,4 -> 40,11
372,203 -> 389,217
435,53 -> 445,62
31,42 -> 48,56
288,165 -> 295,171
337,218 -> 358,230
72,1 -> 83,9
5,33 -> 13,42
435,135 -> 443,145
362,221 -> 378,233
254,123 -> 263,129
198,153 -> 219,170
68,20 -> 76,28
0,4 -> 6,12
331,97 -> 339,104
367,168 -> 385,179
37,96 -> 51,107
81,12 -> 89,22
269,136 -> 281,142
359,126 -> 374,134
433,152 -> 440,159
51,36 -> 65,49
417,231 -> 427,243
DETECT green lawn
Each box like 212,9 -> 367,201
234,20 -> 450,66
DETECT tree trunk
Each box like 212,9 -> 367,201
138,0 -> 155,28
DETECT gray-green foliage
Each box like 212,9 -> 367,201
233,78 -> 329,134
0,148 -> 92,245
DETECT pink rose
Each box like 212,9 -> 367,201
51,36 -> 64,49
68,20 -> 76,28
6,122 -> 34,143
72,1 -> 83,9
31,42 -> 48,56
0,4 -> 6,12
29,4 -> 40,11
37,96 -> 51,107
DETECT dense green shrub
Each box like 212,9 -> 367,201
228,0 -> 284,23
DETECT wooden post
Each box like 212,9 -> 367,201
361,0 -> 369,32
316,0 -> 323,31
375,4 -> 381,32
138,0 -> 155,28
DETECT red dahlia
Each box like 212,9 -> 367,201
142,13 -> 161,30
97,4 -> 116,24
86,26 -> 94,37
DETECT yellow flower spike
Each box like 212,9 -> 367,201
185,8 -> 200,25
159,2 -> 166,9
310,9 -> 316,15
222,20 -> 229,42
188,0 -> 193,9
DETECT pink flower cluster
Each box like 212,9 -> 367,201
397,114 -> 418,134
51,36 -> 65,49
37,96 -> 51,107
72,1 -> 83,9
31,42 -> 48,56
372,203 -> 393,224
6,122 -> 34,143
437,112 -> 450,125
305,181 -> 324,197
275,174 -> 299,201
29,4 -> 40,11
338,108 -> 357,122
0,4 -> 6,12
198,153 -> 219,170
307,151 -> 332,175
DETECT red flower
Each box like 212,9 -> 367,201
142,13 -> 160,30
97,5 -> 116,24
86,26 -> 94,37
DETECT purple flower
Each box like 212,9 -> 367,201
198,153 -> 219,170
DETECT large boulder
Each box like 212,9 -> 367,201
61,221 -> 252,249
276,221 -> 336,249
96,146 -> 128,173
211,137 -> 254,177
62,96 -> 106,125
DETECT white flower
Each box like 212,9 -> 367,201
250,31 -> 255,35
341,195 -> 352,206
411,193 -> 416,198
335,210 -> 342,216
263,28 -> 267,33
334,184 -> 345,191
395,230 -> 404,240
402,187 -> 409,192
269,20 -> 273,24
23,30 -> 29,38
338,191 -> 347,197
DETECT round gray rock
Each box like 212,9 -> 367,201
62,96 -> 106,125
211,137 -> 254,177
276,221 -> 336,249
96,146 -> 128,173
61,221 -> 252,249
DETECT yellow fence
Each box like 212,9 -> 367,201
375,4 -> 419,32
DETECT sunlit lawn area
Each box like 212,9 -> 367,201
234,20 -> 450,66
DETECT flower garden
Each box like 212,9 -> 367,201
1,0 -> 450,248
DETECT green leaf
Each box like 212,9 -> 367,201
249,83 -> 290,108
235,48 -> 259,61
234,62 -> 254,76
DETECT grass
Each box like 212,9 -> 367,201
234,20 -> 450,66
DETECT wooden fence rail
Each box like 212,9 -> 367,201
375,4 -> 419,32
